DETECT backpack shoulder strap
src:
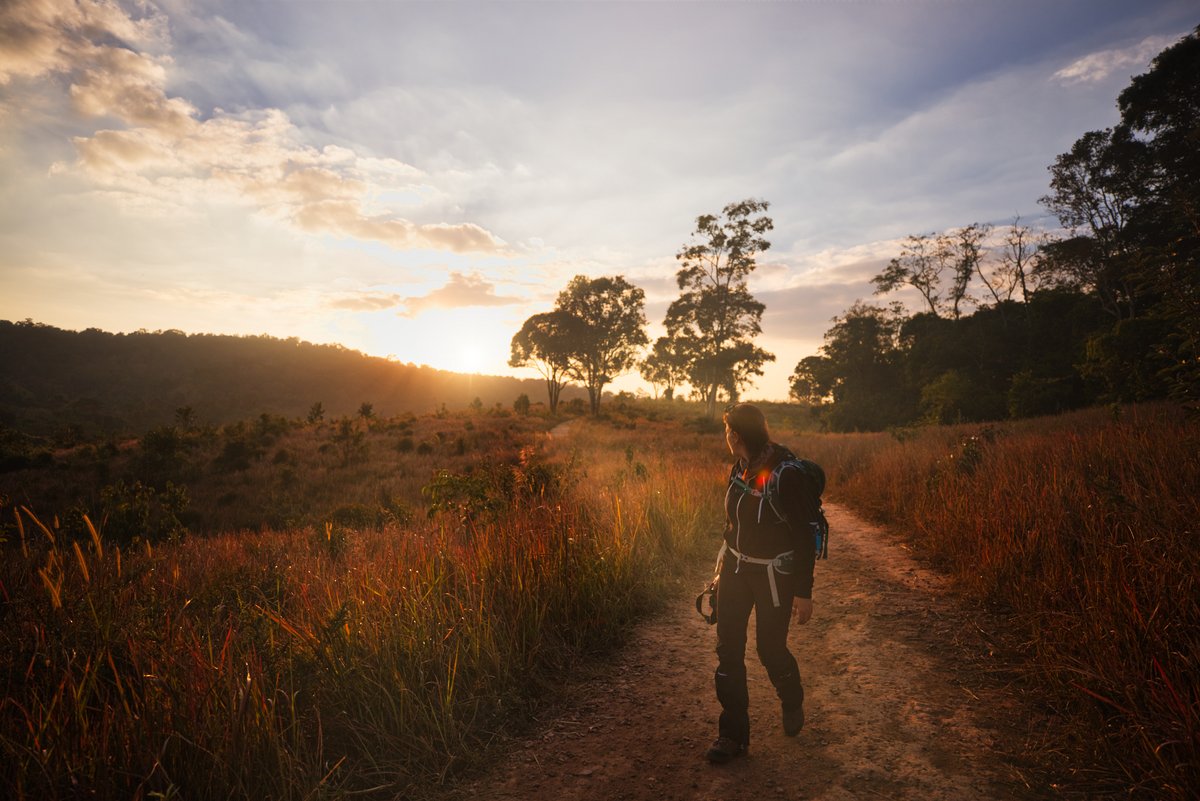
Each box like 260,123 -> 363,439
764,458 -> 796,522
766,457 -> 830,559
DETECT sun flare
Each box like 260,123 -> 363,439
456,344 -> 485,374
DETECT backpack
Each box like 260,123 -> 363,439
699,455 -> 828,625
739,454 -> 828,559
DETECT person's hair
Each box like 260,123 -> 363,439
723,403 -> 770,457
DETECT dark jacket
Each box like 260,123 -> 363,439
723,442 -> 819,599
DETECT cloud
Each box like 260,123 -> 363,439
5,0 -> 506,255
0,0 -> 167,85
293,200 -> 506,254
326,292 -> 405,312
398,272 -> 523,317
72,68 -> 195,135
1052,34 -> 1178,85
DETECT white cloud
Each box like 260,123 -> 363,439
4,0 -> 507,255
1053,34 -> 1178,85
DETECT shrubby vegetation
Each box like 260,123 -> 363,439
0,405 -> 726,800
786,403 -> 1199,799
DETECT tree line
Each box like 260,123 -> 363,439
793,27 -> 1199,431
513,28 -> 1197,430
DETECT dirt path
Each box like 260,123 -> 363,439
447,503 -> 1055,801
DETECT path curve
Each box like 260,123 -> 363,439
447,503 -> 1055,801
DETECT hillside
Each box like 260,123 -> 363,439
0,320 -> 584,439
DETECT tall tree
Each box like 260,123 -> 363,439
509,310 -> 581,415
955,222 -> 994,313
997,216 -> 1043,305
874,227 -> 988,318
1038,127 -> 1147,320
555,275 -> 648,416
664,198 -> 775,418
1117,25 -> 1200,406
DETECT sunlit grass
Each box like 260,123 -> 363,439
0,411 -> 726,800
790,403 -> 1199,800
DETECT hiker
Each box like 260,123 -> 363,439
706,402 -> 820,764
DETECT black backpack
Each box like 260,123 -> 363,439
700,454 -> 828,625
764,457 -> 829,560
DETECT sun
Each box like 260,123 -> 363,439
456,343 -> 485,374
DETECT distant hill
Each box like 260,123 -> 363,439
0,320 -> 582,438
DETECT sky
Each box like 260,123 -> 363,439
1,0 -> 1195,401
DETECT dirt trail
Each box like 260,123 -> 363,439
447,503 -> 1054,801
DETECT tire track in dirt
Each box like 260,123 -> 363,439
446,503 -> 1055,801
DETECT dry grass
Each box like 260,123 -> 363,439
0,411 -> 727,800
787,403 -> 1199,800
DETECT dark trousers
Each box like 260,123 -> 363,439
714,558 -> 804,746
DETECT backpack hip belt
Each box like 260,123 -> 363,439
717,542 -> 795,608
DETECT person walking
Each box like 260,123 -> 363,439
706,403 -> 822,764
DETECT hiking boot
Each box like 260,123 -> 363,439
705,736 -> 746,764
782,703 -> 804,736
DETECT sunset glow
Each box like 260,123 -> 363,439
1,0 -> 1193,398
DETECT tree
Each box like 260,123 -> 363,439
996,217 -> 1043,305
555,275 -> 648,416
874,226 -> 988,319
872,233 -> 944,316
1116,25 -> 1200,406
640,335 -> 690,399
789,354 -> 834,405
954,222 -> 993,314
791,301 -> 913,431
664,198 -> 776,418
1039,127 -> 1146,320
509,311 -> 580,415
174,406 -> 196,430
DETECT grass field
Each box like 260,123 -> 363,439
3,399 -> 1196,799
0,405 -> 726,800
785,403 -> 1199,800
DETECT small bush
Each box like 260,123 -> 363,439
98,479 -> 188,544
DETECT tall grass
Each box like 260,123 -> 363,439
788,403 -> 1199,799
0,415 -> 726,799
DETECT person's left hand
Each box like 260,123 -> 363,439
792,596 -> 813,624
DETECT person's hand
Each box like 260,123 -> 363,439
792,596 -> 813,624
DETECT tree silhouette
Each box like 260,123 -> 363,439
664,198 -> 775,418
555,275 -> 648,416
509,311 -> 581,415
